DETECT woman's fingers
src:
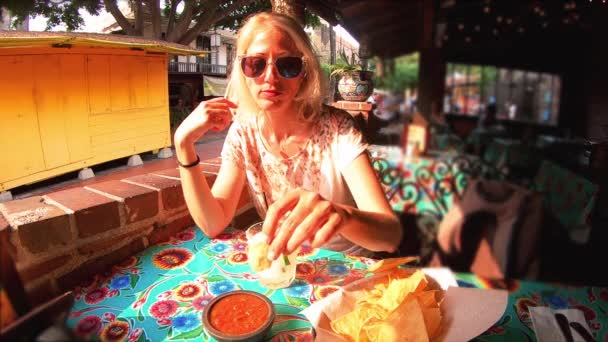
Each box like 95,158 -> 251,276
262,193 -> 297,243
283,199 -> 333,253
311,212 -> 342,248
267,200 -> 313,258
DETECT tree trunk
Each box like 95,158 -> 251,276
329,25 -> 336,64
166,1 -> 194,42
147,0 -> 162,39
270,0 -> 305,27
166,0 -> 179,39
133,1 -> 144,35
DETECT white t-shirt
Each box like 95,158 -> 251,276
221,105 -> 372,256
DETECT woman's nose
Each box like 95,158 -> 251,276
262,61 -> 279,82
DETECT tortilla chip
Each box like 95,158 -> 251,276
364,298 -> 429,342
366,256 -> 419,274
248,241 -> 272,272
330,269 -> 443,342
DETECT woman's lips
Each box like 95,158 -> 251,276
260,90 -> 281,98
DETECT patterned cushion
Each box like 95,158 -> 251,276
533,160 -> 598,243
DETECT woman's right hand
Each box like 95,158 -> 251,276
174,97 -> 237,147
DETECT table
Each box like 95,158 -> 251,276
65,227 -> 608,341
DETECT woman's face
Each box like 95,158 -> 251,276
243,28 -> 304,116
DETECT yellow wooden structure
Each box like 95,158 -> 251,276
0,32 -> 203,191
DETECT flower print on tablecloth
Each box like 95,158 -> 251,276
151,248 -> 194,270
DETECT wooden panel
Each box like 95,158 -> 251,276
33,55 -> 70,169
110,55 -> 131,111
89,107 -> 165,128
91,121 -> 167,147
147,57 -> 167,107
91,131 -> 170,158
87,55 -> 111,114
90,113 -> 166,136
0,56 -> 46,184
60,55 -> 92,162
131,57 -> 148,108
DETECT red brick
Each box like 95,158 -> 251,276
332,101 -> 373,111
46,187 -> 121,238
153,168 -> 181,178
1,197 -> 71,254
19,254 -> 72,283
200,163 -> 221,174
77,226 -> 150,255
148,215 -> 194,246
57,238 -> 146,291
87,181 -> 159,224
202,156 -> 223,166
124,174 -> 185,211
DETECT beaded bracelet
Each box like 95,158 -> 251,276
177,154 -> 200,168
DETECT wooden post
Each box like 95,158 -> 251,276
417,0 -> 446,119
271,0 -> 306,27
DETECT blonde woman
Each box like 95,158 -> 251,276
174,12 -> 402,259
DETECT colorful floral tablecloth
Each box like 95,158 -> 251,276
458,273 -> 608,341
66,226 -> 608,342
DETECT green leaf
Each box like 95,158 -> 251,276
130,274 -> 140,289
137,308 -> 145,322
283,255 -> 290,266
205,275 -> 226,283
286,296 -> 310,309
168,326 -> 205,340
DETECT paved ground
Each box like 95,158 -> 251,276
10,131 -> 227,200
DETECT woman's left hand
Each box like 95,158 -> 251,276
262,189 -> 346,260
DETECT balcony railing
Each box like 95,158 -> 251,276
168,61 -> 227,75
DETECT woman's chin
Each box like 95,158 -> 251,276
256,99 -> 289,114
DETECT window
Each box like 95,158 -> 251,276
444,64 -> 561,125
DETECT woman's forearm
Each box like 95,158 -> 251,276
176,143 -> 229,238
336,204 -> 402,253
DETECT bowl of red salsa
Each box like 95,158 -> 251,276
203,290 -> 275,342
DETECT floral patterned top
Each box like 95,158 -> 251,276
221,105 -> 371,256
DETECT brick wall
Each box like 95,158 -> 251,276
0,157 -> 256,305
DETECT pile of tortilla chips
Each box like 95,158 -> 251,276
329,257 -> 443,342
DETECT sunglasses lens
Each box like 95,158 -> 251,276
241,57 -> 266,78
276,57 -> 303,78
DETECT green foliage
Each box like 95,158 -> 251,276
5,0 -> 102,31
329,50 -> 363,77
5,0 -> 321,36
373,53 -> 419,92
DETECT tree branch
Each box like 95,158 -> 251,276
178,0 -> 254,45
166,0 -> 180,38
166,0 -> 195,42
103,0 -> 137,35
146,0 -> 162,39
134,0 -> 144,35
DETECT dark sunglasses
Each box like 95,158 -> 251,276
240,56 -> 304,79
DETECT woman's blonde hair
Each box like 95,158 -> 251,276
225,12 -> 326,121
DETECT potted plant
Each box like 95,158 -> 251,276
330,51 -> 374,102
